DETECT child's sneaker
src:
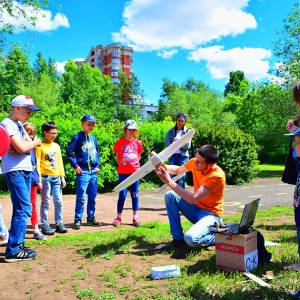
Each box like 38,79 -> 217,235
55,223 -> 68,233
1,234 -> 9,246
86,219 -> 101,226
33,231 -> 47,240
41,224 -> 55,235
73,221 -> 81,230
133,218 -> 142,227
4,245 -> 36,263
112,217 -> 122,227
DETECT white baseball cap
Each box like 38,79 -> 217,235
11,95 -> 40,111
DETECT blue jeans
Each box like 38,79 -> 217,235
168,154 -> 189,188
41,175 -> 63,225
75,171 -> 98,222
3,171 -> 32,256
117,174 -> 140,213
0,203 -> 8,236
164,190 -> 222,246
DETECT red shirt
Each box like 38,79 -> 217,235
114,137 -> 143,174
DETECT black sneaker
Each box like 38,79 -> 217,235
4,245 -> 37,263
41,224 -> 55,235
86,219 -> 101,226
56,223 -> 68,233
73,221 -> 81,230
162,239 -> 186,250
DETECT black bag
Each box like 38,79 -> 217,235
282,141 -> 297,185
257,230 -> 272,265
186,141 -> 195,186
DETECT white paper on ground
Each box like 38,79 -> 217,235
265,241 -> 281,246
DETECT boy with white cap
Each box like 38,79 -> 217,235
0,95 -> 41,262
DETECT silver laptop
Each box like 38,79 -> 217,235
225,198 -> 260,234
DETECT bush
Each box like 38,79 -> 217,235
193,124 -> 259,185
0,120 -> 258,194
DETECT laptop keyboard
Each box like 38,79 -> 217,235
228,223 -> 239,233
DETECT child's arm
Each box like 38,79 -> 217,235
58,146 -> 66,188
35,145 -> 42,182
94,138 -> 100,174
66,135 -> 81,173
61,176 -> 66,188
10,134 -> 41,154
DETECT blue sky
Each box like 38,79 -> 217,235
3,0 -> 298,105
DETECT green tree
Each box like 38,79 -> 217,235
0,0 -> 50,49
154,77 -> 234,125
0,45 -> 35,114
113,70 -> 145,121
273,2 -> 300,84
59,60 -> 115,122
224,71 -> 251,97
18,73 -> 61,120
33,52 -> 59,82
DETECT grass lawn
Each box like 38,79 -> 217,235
17,205 -> 299,300
255,164 -> 285,178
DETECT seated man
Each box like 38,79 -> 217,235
155,144 -> 226,249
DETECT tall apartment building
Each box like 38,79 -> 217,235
84,43 -> 133,83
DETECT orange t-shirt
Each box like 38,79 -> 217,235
184,158 -> 226,217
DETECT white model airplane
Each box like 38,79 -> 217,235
114,129 -> 195,193
155,173 -> 186,194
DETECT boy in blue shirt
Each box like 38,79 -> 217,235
66,114 -> 100,230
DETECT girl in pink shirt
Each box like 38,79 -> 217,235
113,120 -> 143,227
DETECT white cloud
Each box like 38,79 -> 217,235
188,46 -> 272,81
2,1 -> 69,33
55,61 -> 67,73
157,49 -> 178,59
55,58 -> 85,73
112,0 -> 256,52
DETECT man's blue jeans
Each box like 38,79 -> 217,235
41,175 -> 63,225
117,174 -> 140,213
164,190 -> 222,246
3,171 -> 32,256
168,154 -> 189,188
74,171 -> 98,222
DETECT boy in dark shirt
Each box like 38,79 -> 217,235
66,114 -> 100,230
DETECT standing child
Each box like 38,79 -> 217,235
0,203 -> 9,245
113,120 -> 144,227
288,128 -> 300,257
23,123 -> 46,240
35,122 -> 67,235
66,114 -> 100,230
1,94 -> 41,262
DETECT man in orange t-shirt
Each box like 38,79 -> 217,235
155,144 -> 225,250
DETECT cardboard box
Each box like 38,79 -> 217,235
215,230 -> 258,272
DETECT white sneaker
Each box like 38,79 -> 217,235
1,234 -> 9,246
33,231 -> 47,240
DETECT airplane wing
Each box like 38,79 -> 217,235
159,129 -> 195,161
155,173 -> 185,194
113,128 -> 195,193
114,161 -> 154,193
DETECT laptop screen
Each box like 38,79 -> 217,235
238,198 -> 260,233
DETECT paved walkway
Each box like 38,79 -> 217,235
0,177 -> 294,240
